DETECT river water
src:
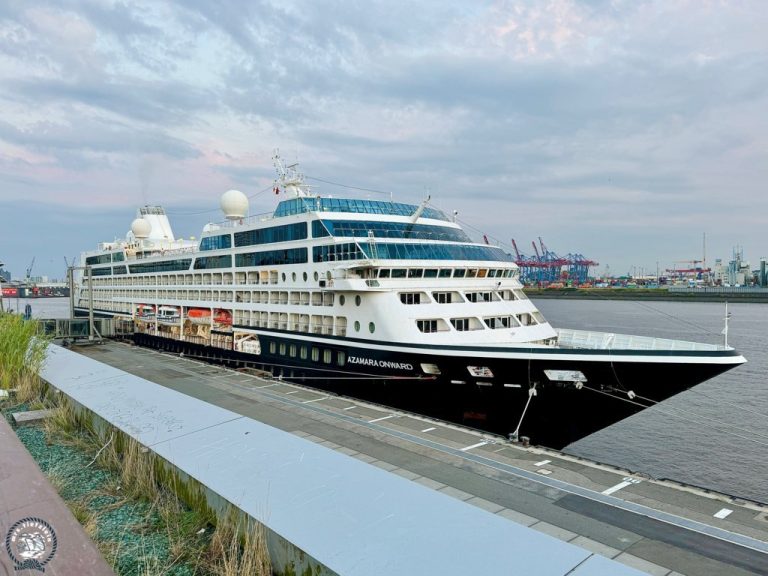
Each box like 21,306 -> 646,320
535,298 -> 768,504
17,296 -> 768,503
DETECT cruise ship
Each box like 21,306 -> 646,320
74,155 -> 746,447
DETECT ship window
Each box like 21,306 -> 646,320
311,347 -> 320,361
282,273 -> 286,282
323,349 -> 332,364
300,346 -> 308,359
438,269 -> 452,278
488,270 -> 496,278
235,248 -> 308,268
355,295 -> 361,306
303,272 -> 308,281
269,341 -> 276,354
199,234 -> 232,251
433,291 -> 460,304
292,272 -> 296,282
485,316 -> 515,329
289,344 -> 297,357
424,269 -> 438,278
354,320 -> 360,332
399,292 -> 421,305
314,271 -> 319,281
417,319 -> 439,333
466,291 -> 495,303
86,253 -> 112,265
378,269 -> 391,278
339,295 -> 346,306
337,351 -> 346,366
408,269 -> 423,278
391,269 -> 407,278
451,318 -> 470,331
453,269 -> 466,278
279,343 -> 286,355
234,222 -> 308,247
477,269 -> 488,278
194,255 -> 232,270
314,219 -> 471,242
467,269 -> 478,278
368,322 -> 375,334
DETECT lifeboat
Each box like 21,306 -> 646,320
136,304 -> 156,318
213,309 -> 232,326
157,306 -> 181,324
185,308 -> 232,326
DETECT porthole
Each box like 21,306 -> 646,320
303,272 -> 308,281
292,272 -> 297,282
281,273 -> 286,282
314,271 -> 319,281
339,295 -> 346,306
369,322 -> 375,334
355,295 -> 361,306
354,320 -> 360,332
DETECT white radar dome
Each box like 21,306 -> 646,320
131,217 -> 151,239
220,189 -> 249,220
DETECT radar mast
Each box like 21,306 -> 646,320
273,150 -> 311,198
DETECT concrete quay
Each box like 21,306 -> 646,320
70,341 -> 768,576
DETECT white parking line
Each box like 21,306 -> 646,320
421,427 -> 436,433
301,396 -> 328,404
534,459 -> 551,467
343,405 -> 357,410
284,390 -> 300,395
255,383 -> 279,389
714,508 -> 733,519
368,415 -> 396,423
602,477 -> 642,495
460,441 -> 488,452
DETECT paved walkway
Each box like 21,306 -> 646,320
0,414 -> 114,576
77,340 -> 768,576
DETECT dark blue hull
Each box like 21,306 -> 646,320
127,328 -> 739,449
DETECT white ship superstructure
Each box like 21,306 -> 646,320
74,154 -> 745,447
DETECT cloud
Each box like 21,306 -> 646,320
0,0 -> 766,278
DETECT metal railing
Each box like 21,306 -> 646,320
36,318 -> 134,340
556,328 -> 724,351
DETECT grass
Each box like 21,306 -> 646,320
0,318 -> 273,575
0,313 -> 49,401
3,394 -> 273,575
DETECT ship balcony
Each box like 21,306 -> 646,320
556,328 -> 728,351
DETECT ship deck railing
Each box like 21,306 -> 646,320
556,328 -> 725,351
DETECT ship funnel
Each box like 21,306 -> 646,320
220,189 -> 249,220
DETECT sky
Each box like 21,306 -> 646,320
0,0 -> 766,280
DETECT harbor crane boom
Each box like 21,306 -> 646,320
25,257 -> 35,282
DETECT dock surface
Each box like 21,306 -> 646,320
74,341 -> 768,576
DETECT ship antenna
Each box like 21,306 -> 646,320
721,301 -> 731,348
272,149 -> 310,198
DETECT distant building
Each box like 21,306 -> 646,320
0,268 -> 9,282
727,248 -> 751,286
